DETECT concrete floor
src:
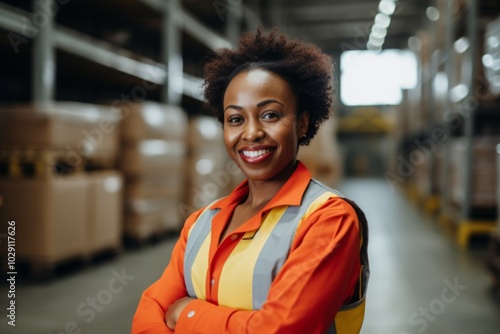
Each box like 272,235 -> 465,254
1,178 -> 499,334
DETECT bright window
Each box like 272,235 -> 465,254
340,50 -> 418,106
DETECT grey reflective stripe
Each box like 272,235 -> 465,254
327,323 -> 338,334
184,209 -> 219,298
251,180 -> 330,309
310,179 -> 346,198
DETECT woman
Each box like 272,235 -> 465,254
132,29 -> 369,334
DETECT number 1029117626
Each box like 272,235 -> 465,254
7,220 -> 16,272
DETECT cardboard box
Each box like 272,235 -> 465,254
125,198 -> 182,238
0,102 -> 121,159
0,175 -> 88,263
87,171 -> 123,253
126,172 -> 185,199
497,143 -> 500,235
451,137 -> 500,208
298,117 -> 341,187
120,102 -> 188,142
189,116 -> 224,154
120,139 -> 187,175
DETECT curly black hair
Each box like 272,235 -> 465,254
203,28 -> 334,146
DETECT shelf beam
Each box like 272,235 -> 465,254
440,0 -> 455,218
461,0 -> 478,220
0,1 -> 206,102
54,27 -> 167,85
32,0 -> 55,102
140,0 -> 232,50
163,0 -> 183,105
0,3 -> 30,34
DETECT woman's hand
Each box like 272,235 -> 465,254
165,297 -> 196,330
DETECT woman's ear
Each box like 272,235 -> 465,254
298,111 -> 309,138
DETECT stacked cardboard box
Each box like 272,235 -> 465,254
486,143 -> 500,290
497,143 -> 500,234
0,102 -> 123,270
0,102 -> 121,166
182,116 -> 244,219
450,137 -> 500,209
298,117 -> 342,187
119,102 -> 188,241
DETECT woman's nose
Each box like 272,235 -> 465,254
242,120 -> 264,142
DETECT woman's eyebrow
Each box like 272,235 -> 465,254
256,99 -> 284,107
224,105 -> 243,111
224,99 -> 284,111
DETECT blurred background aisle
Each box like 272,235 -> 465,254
1,0 -> 500,333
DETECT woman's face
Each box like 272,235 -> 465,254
223,69 -> 308,182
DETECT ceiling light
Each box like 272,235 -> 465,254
371,26 -> 387,39
366,41 -> 382,52
375,13 -> 391,28
369,35 -> 385,47
379,0 -> 396,16
426,7 -> 440,21
453,37 -> 470,53
408,36 -> 422,51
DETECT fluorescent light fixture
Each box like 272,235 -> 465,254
378,0 -> 396,15
369,35 -> 385,47
371,26 -> 387,39
375,13 -> 391,28
450,84 -> 469,103
482,54 -> 494,67
366,42 -> 382,52
408,36 -> 422,51
433,71 -> 448,97
426,6 -> 440,21
453,37 -> 470,53
488,36 -> 500,48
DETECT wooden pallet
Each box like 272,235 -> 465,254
422,195 -> 440,217
2,244 -> 123,280
438,212 -> 496,249
486,234 -> 500,292
0,149 -> 116,179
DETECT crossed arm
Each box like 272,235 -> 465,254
131,198 -> 361,334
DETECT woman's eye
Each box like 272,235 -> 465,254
227,116 -> 243,123
262,112 -> 280,120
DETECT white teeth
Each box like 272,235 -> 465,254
242,149 -> 272,158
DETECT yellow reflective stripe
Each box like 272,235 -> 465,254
218,207 -> 287,310
334,298 -> 366,333
297,192 -> 338,230
190,232 -> 211,300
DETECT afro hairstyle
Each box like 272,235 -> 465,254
203,28 -> 335,146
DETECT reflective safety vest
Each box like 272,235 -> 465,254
184,179 -> 370,333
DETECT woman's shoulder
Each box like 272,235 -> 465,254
305,179 -> 362,221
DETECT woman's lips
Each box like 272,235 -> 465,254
239,148 -> 275,164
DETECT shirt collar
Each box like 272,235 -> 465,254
210,161 -> 312,210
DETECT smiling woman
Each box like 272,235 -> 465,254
132,28 -> 370,334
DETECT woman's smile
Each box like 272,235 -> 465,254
239,146 -> 276,164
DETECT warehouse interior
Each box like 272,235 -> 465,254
1,0 -> 500,333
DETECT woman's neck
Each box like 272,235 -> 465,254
243,160 -> 297,210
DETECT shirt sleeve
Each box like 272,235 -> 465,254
131,209 -> 204,334
174,197 -> 361,334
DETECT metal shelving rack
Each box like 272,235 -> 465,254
439,0 -> 499,249
0,0 -> 264,108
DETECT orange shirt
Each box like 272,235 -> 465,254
132,162 -> 361,333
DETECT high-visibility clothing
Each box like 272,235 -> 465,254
132,161 -> 369,334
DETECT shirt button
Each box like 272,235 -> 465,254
231,234 -> 238,241
211,278 -> 215,286
187,310 -> 195,318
